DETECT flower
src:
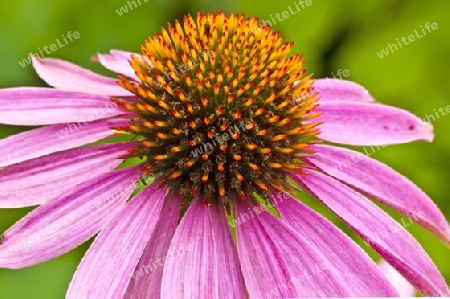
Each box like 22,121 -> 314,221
0,11 -> 449,298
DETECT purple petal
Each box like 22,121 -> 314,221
93,50 -> 139,81
0,166 -> 139,269
0,118 -> 128,169
0,143 -> 131,208
0,87 -> 124,125
235,199 -> 354,298
314,79 -> 375,102
277,195 -> 398,296
294,170 -> 449,296
31,56 -> 134,97
316,101 -> 433,146
307,144 -> 450,243
66,182 -> 168,299
124,193 -> 180,299
161,199 -> 247,299
379,259 -> 416,297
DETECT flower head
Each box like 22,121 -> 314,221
114,12 -> 319,206
0,11 -> 449,299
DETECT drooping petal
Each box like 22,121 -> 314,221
235,199 -> 353,298
313,78 -> 375,102
307,144 -> 450,243
294,170 -> 449,296
379,259 -> 416,297
92,50 -> 139,81
161,199 -> 247,299
110,50 -> 144,62
124,192 -> 180,299
315,101 -> 433,146
66,182 -> 168,299
0,118 -> 129,169
31,56 -> 134,97
0,166 -> 139,269
0,87 -> 124,125
0,143 -> 132,208
277,195 -> 398,296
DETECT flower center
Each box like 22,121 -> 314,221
113,12 -> 321,207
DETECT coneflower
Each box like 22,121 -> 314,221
0,12 -> 448,298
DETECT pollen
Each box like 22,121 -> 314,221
114,11 -> 321,207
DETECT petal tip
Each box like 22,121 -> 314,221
30,54 -> 47,64
410,120 -> 434,142
419,121 -> 434,142
30,54 -> 39,64
90,54 -> 100,62
357,87 -> 375,103
366,94 -> 377,103
443,227 -> 450,247
30,55 -> 49,73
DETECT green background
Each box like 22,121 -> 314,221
0,0 -> 449,298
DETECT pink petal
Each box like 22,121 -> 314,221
308,144 -> 450,243
66,182 -> 168,299
92,50 -> 139,80
294,170 -> 449,296
235,199 -> 354,298
277,195 -> 398,296
161,199 -> 247,299
0,118 -> 128,169
0,87 -> 124,125
0,143 -> 131,208
31,56 -> 134,97
0,166 -> 139,269
316,101 -> 433,146
314,79 -> 375,102
379,259 -> 416,297
124,193 -> 180,299
110,50 -> 142,60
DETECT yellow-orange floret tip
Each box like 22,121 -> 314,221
112,11 -> 322,206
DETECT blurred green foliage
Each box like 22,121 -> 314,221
0,0 -> 449,298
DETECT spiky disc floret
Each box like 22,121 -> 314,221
114,12 -> 321,206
